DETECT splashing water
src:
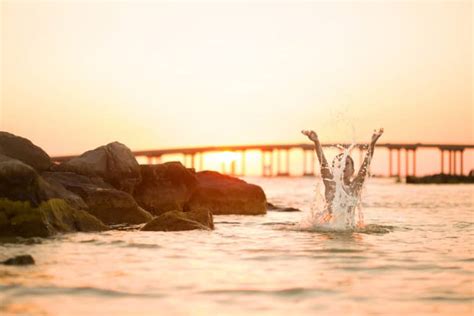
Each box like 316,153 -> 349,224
299,142 -> 371,232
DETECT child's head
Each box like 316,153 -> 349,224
332,153 -> 355,180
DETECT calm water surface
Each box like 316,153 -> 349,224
1,178 -> 473,315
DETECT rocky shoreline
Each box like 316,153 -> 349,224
0,132 -> 268,237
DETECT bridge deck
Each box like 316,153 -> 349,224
52,142 -> 474,162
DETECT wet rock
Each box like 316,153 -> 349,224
2,255 -> 35,266
406,174 -> 474,184
0,154 -> 107,237
185,207 -> 214,229
0,198 -> 108,238
0,132 -> 52,171
134,162 -> 198,216
42,172 -> 153,225
40,173 -> 88,211
186,171 -> 267,215
56,142 -> 141,194
141,209 -> 213,232
266,202 -> 301,212
0,155 -> 47,207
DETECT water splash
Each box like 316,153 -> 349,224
299,141 -> 371,232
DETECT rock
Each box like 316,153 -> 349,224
266,202 -> 278,210
56,142 -> 141,194
0,155 -> 47,207
2,255 -> 35,265
42,172 -> 153,225
40,174 -> 89,211
0,132 -> 52,171
186,171 -> 267,215
406,174 -> 474,184
141,209 -> 213,232
266,202 -> 301,212
0,198 -> 108,238
0,155 -> 107,238
133,162 -> 198,216
185,207 -> 214,229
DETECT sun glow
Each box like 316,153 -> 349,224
204,151 -> 239,173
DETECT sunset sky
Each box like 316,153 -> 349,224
0,0 -> 472,175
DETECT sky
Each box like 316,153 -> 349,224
0,0 -> 472,175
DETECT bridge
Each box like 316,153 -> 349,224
52,142 -> 474,178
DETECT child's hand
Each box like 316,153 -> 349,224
301,130 -> 319,142
371,128 -> 384,144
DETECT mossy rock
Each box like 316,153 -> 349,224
141,209 -> 213,232
0,198 -> 108,238
0,155 -> 48,206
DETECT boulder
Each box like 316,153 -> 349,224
0,132 -> 52,171
186,171 -> 267,215
0,154 -> 47,206
56,142 -> 141,194
141,208 -> 213,232
0,155 -> 107,238
42,172 -> 153,225
40,174 -> 89,211
133,162 -> 198,216
0,198 -> 108,238
2,255 -> 35,266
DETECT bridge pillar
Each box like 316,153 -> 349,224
230,160 -> 236,176
286,150 -> 290,176
397,149 -> 401,178
191,154 -> 196,169
453,150 -> 458,175
440,149 -> 444,174
199,153 -> 204,171
147,156 -> 153,165
275,149 -> 290,176
388,149 -> 393,177
448,150 -> 453,175
302,150 -> 314,176
413,149 -> 416,177
262,150 -> 273,177
303,149 -> 306,176
241,151 -> 246,176
460,150 -> 464,175
311,150 -> 315,175
405,148 -> 409,177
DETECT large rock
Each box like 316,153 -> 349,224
133,162 -> 198,216
42,172 -> 153,225
186,171 -> 267,215
0,154 -> 47,207
56,142 -> 141,194
141,208 -> 213,232
0,155 -> 107,237
0,132 -> 51,171
0,198 -> 108,238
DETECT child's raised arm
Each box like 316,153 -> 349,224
353,128 -> 384,190
301,130 -> 332,180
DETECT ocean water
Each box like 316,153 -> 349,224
0,177 -> 473,316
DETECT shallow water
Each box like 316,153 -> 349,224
1,177 -> 473,315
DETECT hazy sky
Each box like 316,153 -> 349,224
1,0 -> 472,156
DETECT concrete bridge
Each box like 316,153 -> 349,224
52,143 -> 474,178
